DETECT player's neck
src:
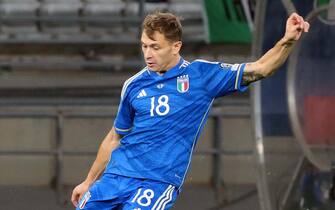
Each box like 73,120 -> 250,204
158,55 -> 181,75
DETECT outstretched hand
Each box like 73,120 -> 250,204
284,13 -> 310,42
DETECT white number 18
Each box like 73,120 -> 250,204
131,188 -> 155,207
150,95 -> 170,116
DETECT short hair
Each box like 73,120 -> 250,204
142,11 -> 182,42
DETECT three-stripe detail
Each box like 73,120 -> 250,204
194,59 -> 219,64
137,89 -> 147,98
151,185 -> 175,210
121,68 -> 147,99
194,59 -> 244,91
179,60 -> 190,68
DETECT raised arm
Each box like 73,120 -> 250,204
242,13 -> 310,86
71,127 -> 122,207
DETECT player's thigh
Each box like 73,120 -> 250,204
122,183 -> 178,210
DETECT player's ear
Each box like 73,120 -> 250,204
172,41 -> 182,55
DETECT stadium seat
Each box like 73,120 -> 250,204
123,1 -> 144,40
145,2 -> 169,13
83,0 -> 125,35
125,0 -> 169,16
168,0 -> 204,41
169,0 -> 203,19
124,1 -> 140,17
40,0 -> 82,34
0,0 -> 39,34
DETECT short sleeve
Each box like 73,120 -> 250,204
198,60 -> 248,98
114,86 -> 134,135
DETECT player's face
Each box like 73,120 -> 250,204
141,31 -> 181,72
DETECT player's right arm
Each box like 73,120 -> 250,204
71,127 -> 122,207
242,13 -> 309,85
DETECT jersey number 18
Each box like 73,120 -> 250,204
150,95 -> 170,116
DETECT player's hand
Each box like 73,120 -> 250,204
284,13 -> 310,42
71,181 -> 90,207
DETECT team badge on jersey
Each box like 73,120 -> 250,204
177,75 -> 189,93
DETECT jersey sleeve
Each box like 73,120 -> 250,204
198,60 -> 248,98
114,84 -> 135,135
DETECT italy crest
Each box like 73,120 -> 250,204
177,75 -> 189,93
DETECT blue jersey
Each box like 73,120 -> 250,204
106,58 -> 248,189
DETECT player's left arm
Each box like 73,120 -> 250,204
242,13 -> 310,86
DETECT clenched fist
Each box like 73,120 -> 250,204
284,13 -> 310,42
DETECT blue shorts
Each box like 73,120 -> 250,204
76,174 -> 178,210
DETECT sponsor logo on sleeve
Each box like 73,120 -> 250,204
231,64 -> 240,71
220,63 -> 232,69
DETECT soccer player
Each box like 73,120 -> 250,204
71,11 -> 309,210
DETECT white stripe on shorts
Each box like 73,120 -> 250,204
151,185 -> 173,210
156,186 -> 174,210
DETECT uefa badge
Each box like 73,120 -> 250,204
177,75 -> 189,93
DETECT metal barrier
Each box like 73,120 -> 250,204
252,1 -> 335,210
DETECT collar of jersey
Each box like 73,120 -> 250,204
147,57 -> 184,80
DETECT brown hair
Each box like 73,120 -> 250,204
142,11 -> 182,42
